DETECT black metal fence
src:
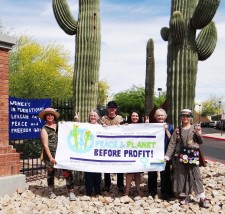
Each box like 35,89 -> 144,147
9,138 -> 45,177
52,99 -> 74,121
9,99 -> 74,178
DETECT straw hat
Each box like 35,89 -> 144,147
180,109 -> 193,117
38,107 -> 60,120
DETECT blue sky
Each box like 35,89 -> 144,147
1,0 -> 225,109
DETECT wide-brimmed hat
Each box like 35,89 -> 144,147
107,101 -> 118,108
180,109 -> 193,117
38,107 -> 60,120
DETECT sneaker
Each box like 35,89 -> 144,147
69,192 -> 76,201
180,196 -> 191,205
49,191 -> 57,199
199,198 -> 210,208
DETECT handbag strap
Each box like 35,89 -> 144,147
173,127 -> 182,156
176,126 -> 183,144
178,126 -> 194,146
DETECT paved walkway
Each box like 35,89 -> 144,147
202,131 -> 225,165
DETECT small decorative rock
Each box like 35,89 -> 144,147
0,161 -> 225,213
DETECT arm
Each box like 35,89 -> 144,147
74,112 -> 79,122
193,124 -> 204,145
40,128 -> 57,165
165,129 -> 177,160
164,123 -> 172,140
145,116 -> 149,123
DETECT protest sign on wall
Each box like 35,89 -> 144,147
9,97 -> 51,140
55,122 -> 165,173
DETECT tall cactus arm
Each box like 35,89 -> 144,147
161,27 -> 169,41
145,38 -> 155,116
196,22 -> 217,61
170,11 -> 185,44
192,0 -> 220,29
52,0 -> 78,35
163,0 -> 220,127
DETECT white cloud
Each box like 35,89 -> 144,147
1,0 -> 225,107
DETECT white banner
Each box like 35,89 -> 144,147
55,122 -> 165,173
221,114 -> 225,120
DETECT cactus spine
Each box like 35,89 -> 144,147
145,38 -> 155,116
52,0 -> 101,122
161,0 -> 220,127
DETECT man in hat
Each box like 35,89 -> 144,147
39,107 -> 76,201
101,101 -> 125,193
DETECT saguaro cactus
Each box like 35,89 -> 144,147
161,0 -> 220,127
52,0 -> 101,122
144,38 -> 155,116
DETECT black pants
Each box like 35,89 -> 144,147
148,161 -> 173,195
104,173 -> 124,188
160,162 -> 173,195
85,172 -> 101,195
148,171 -> 157,194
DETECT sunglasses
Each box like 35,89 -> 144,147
181,114 -> 192,118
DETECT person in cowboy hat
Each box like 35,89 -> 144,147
39,107 -> 76,201
101,101 -> 125,194
164,109 -> 209,208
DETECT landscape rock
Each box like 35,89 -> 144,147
0,161 -> 225,213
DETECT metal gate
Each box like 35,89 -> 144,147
9,99 -> 74,178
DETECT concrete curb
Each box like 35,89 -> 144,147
205,158 -> 225,165
203,135 -> 225,141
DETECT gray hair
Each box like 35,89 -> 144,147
154,108 -> 167,117
89,109 -> 101,124
89,109 -> 100,116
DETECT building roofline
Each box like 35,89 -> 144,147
0,34 -> 16,50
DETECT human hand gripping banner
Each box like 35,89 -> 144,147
55,122 -> 165,173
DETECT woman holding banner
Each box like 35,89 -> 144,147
124,110 -> 143,196
84,110 -> 102,196
148,108 -> 174,200
39,108 -> 76,200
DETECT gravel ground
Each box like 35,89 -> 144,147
0,161 -> 225,214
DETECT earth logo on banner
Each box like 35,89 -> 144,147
67,124 -> 94,153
